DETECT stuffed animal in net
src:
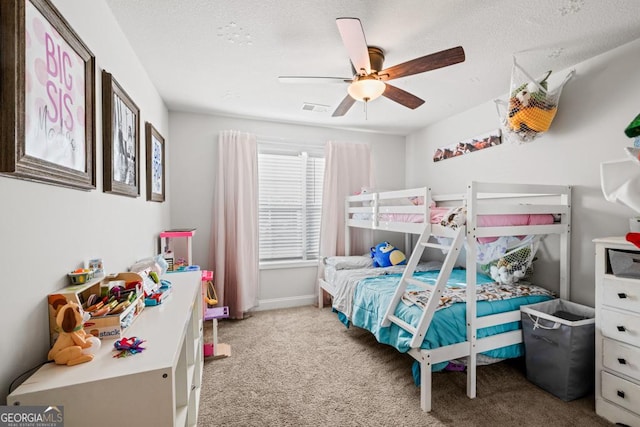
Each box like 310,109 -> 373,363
496,57 -> 574,144
48,300 -> 100,366
370,241 -> 407,267
485,245 -> 533,285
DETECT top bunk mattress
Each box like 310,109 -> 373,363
353,205 -> 556,230
346,183 -> 570,239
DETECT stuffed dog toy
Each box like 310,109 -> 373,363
48,301 -> 96,366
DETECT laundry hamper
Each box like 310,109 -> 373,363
520,299 -> 595,401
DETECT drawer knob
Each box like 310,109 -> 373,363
618,292 -> 628,299
618,357 -> 627,365
617,390 -> 626,399
617,325 -> 627,332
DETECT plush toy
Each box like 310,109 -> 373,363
440,206 -> 467,230
48,300 -> 100,366
507,70 -> 558,134
487,246 -> 532,285
370,241 -> 407,267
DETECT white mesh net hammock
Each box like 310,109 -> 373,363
496,57 -> 575,143
480,236 -> 541,285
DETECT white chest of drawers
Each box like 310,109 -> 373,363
595,237 -> 640,426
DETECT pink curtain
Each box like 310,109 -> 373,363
210,130 -> 259,319
318,141 -> 374,304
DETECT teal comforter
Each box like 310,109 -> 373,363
338,268 -> 553,380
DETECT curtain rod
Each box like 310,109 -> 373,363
255,135 -> 326,148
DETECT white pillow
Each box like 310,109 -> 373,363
323,255 -> 373,270
414,260 -> 444,272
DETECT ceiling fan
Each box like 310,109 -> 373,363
278,17 -> 466,117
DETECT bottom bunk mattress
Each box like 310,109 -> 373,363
336,268 -> 555,377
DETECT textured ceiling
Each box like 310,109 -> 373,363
105,0 -> 640,135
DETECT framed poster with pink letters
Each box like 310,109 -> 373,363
0,0 -> 96,190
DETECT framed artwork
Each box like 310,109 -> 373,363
0,0 -> 96,190
433,129 -> 502,162
145,122 -> 165,202
102,70 -> 140,197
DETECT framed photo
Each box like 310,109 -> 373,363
0,0 -> 96,190
145,122 -> 165,202
102,70 -> 140,197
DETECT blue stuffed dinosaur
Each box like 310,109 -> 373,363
370,241 -> 407,267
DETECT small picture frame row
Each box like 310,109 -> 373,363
102,71 -> 165,202
0,0 -> 165,202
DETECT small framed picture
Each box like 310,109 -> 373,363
102,70 -> 140,197
145,122 -> 165,202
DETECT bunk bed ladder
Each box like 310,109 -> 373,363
381,225 -> 465,349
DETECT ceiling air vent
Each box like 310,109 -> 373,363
302,102 -> 330,113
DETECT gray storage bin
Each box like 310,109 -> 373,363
520,299 -> 595,401
609,249 -> 640,278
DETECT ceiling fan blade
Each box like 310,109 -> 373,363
278,76 -> 351,84
380,46 -> 465,81
336,17 -> 371,75
332,94 -> 356,117
382,84 -> 425,109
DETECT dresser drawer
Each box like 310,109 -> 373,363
601,308 -> 640,347
603,276 -> 640,314
603,338 -> 640,381
602,371 -> 640,416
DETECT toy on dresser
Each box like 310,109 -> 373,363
48,300 -> 101,366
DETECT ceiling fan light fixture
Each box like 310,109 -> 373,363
347,76 -> 385,102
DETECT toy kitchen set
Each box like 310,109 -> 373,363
159,229 -> 198,272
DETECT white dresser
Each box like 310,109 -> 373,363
8,271 -> 204,427
595,237 -> 640,426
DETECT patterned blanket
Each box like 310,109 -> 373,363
401,281 -> 555,311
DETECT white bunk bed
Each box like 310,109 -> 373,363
318,181 -> 571,412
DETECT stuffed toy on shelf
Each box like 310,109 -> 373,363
48,300 -> 100,366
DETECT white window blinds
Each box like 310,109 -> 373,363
258,148 -> 325,262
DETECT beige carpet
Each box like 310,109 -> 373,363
198,306 -> 611,427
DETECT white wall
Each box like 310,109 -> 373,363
0,0 -> 169,403
406,37 -> 640,306
168,112 -> 405,308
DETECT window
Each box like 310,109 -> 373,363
258,146 -> 325,264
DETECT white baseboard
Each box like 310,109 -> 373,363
254,294 -> 316,311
